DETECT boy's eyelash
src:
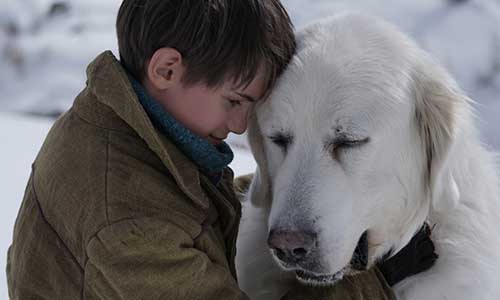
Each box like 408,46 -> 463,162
228,99 -> 242,107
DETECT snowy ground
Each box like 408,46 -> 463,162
1,0 -> 499,297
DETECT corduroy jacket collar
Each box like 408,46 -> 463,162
81,50 -> 212,210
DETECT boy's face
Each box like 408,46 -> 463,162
151,65 -> 267,145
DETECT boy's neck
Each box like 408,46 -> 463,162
126,73 -> 234,183
142,77 -> 169,114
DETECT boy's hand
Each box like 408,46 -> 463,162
233,173 -> 253,195
234,173 -> 254,200
376,223 -> 438,286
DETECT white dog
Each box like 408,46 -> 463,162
236,14 -> 500,300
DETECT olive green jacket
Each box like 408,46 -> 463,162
6,51 -> 396,300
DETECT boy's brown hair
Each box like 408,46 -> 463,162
116,0 -> 296,93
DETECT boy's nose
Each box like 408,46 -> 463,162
228,111 -> 248,135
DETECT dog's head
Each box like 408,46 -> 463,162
247,14 -> 471,285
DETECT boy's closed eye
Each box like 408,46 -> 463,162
235,92 -> 257,103
226,94 -> 256,108
228,99 -> 243,107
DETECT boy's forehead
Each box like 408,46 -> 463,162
228,65 -> 270,99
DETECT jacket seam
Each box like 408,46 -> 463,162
83,216 -> 145,297
82,216 -> 199,297
194,202 -> 218,243
84,216 -> 196,256
104,131 -> 111,226
30,166 -> 85,297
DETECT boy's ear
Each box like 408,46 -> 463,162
146,48 -> 184,90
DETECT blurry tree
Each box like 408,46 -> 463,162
47,2 -> 71,19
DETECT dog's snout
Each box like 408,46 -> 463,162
268,230 -> 317,264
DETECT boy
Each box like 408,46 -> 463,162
7,0 -> 436,299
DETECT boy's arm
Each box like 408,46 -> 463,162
84,218 -> 249,300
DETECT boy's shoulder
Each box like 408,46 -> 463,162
35,101 -> 205,236
31,51 -> 212,245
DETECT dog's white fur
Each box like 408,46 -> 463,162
236,14 -> 500,300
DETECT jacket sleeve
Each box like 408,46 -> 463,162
84,218 -> 249,300
281,267 -> 397,300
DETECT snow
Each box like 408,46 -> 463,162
0,0 -> 499,297
0,0 -> 120,115
1,0 -> 499,144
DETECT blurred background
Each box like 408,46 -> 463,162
1,0 -> 499,297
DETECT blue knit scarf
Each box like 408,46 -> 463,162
127,74 -> 234,183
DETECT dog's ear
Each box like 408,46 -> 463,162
246,112 -> 272,207
413,63 -> 469,211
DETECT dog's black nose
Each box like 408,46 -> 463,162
268,230 -> 317,264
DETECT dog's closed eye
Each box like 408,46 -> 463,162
269,133 -> 293,153
327,137 -> 370,159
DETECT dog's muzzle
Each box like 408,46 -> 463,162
268,229 -> 370,285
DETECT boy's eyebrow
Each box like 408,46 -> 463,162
235,92 -> 256,102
